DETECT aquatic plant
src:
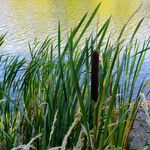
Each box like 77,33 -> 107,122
0,4 -> 150,150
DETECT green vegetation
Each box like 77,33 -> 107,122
0,4 -> 150,150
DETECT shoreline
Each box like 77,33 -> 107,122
130,101 -> 150,149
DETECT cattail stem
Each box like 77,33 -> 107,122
91,50 -> 99,102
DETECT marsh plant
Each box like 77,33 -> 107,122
0,4 -> 150,150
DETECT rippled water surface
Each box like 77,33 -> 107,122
0,0 -> 150,56
0,0 -> 150,94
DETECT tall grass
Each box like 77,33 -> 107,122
0,4 -> 150,150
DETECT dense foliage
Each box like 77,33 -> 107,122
0,4 -> 150,150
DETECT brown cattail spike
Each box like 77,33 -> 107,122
91,50 -> 99,102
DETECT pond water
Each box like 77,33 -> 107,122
0,0 -> 150,92
0,0 -> 150,55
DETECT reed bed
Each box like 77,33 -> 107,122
0,4 -> 150,150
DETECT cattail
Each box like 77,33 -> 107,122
91,50 -> 99,102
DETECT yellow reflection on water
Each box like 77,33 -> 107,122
9,0 -> 148,31
0,0 -> 149,54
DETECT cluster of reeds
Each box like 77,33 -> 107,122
0,4 -> 150,150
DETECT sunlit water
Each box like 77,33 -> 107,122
0,0 -> 150,94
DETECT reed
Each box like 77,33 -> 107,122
0,4 -> 150,150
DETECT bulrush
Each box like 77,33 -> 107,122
91,50 -> 99,102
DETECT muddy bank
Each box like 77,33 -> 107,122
129,101 -> 150,150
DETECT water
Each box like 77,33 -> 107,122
0,0 -> 150,93
0,0 -> 150,55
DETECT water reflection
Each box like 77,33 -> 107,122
0,0 -> 149,56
